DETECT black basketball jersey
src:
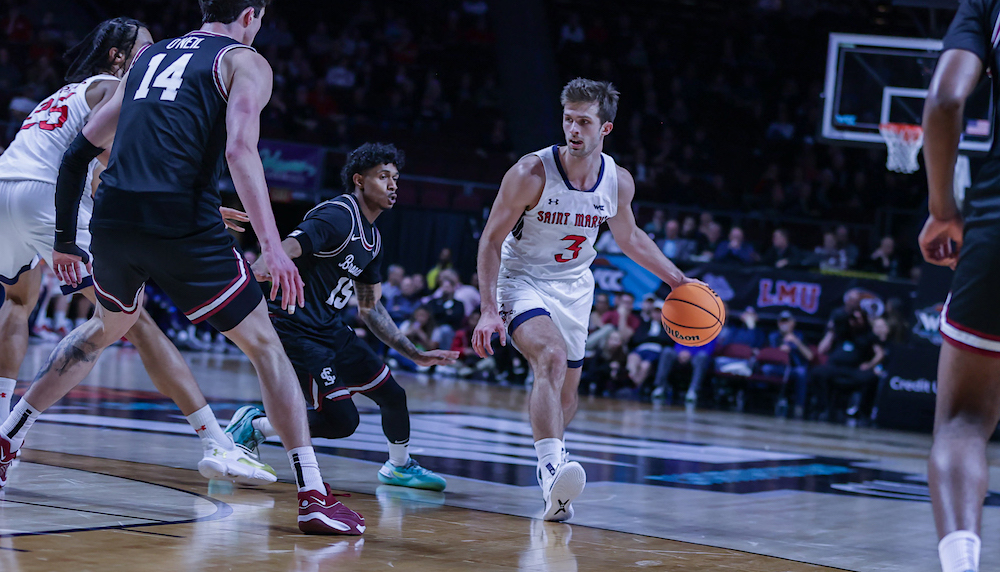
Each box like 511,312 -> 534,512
93,31 -> 255,236
270,193 -> 384,330
943,0 -> 1000,220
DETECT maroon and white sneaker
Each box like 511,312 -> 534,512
298,484 -> 366,535
0,435 -> 17,488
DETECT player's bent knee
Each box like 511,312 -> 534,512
309,406 -> 360,439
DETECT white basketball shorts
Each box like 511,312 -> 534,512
496,271 -> 594,366
0,178 -> 93,293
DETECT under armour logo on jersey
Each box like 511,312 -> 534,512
548,199 -> 558,205
321,368 -> 337,385
593,204 -> 605,211
546,462 -> 556,476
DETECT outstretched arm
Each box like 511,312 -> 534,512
472,155 -> 545,357
919,49 -> 982,269
606,167 -> 689,289
355,281 -> 458,366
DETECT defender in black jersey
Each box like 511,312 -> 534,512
920,2 -> 1000,569
230,143 -> 458,491
5,0 -> 364,536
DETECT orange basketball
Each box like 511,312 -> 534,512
661,283 -> 726,346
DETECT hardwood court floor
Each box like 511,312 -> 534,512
9,343 -> 1000,571
1,450 -> 838,572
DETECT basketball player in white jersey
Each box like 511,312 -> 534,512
0,17 -> 275,486
474,79 -> 698,521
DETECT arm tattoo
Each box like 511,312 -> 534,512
356,282 -> 376,309
362,301 -> 421,360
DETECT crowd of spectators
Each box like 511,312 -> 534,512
599,208 -> 912,280
0,0 -> 510,175
580,286 -> 909,425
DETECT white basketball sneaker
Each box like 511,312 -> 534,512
197,436 -> 277,486
539,460 -> 586,522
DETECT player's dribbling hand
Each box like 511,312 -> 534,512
674,275 -> 707,289
413,349 -> 461,367
52,243 -> 92,288
263,247 -> 305,312
472,310 -> 506,358
918,214 -> 963,270
220,207 -> 250,232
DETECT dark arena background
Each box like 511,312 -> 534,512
0,1 -> 993,571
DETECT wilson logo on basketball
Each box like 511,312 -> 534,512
664,324 -> 701,342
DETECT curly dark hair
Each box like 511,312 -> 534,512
200,0 -> 270,25
340,142 -> 406,193
64,17 -> 146,83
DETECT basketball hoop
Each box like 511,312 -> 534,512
879,123 -> 924,174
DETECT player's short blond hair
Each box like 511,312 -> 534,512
560,78 -> 620,124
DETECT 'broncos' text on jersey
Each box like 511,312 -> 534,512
270,193 -> 383,330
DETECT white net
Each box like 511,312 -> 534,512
879,123 -> 923,174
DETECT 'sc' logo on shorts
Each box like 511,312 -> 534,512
320,368 -> 336,385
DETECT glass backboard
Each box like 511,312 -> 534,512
822,33 -> 993,153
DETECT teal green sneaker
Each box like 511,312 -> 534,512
377,459 -> 447,492
225,405 -> 267,457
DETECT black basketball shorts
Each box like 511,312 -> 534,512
273,319 -> 390,412
90,224 -> 263,332
940,221 -> 1000,357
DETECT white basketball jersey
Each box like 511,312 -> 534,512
500,145 -> 618,282
0,74 -> 118,185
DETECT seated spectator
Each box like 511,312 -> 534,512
586,292 -> 614,352
711,306 -> 769,385
835,224 -> 860,268
809,295 -> 883,420
626,295 -> 672,392
644,209 -> 666,240
389,306 -> 439,371
602,292 -> 640,346
434,269 -> 480,316
719,306 -> 768,348
426,247 -> 453,289
764,310 -> 814,418
761,228 -> 802,269
714,226 -> 757,265
863,236 -> 900,277
427,275 -> 465,351
650,338 -> 718,404
806,231 -> 848,270
693,221 -> 723,261
382,264 -> 405,306
581,331 -> 630,396
680,215 -> 707,253
388,276 -> 422,323
659,218 -> 695,261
